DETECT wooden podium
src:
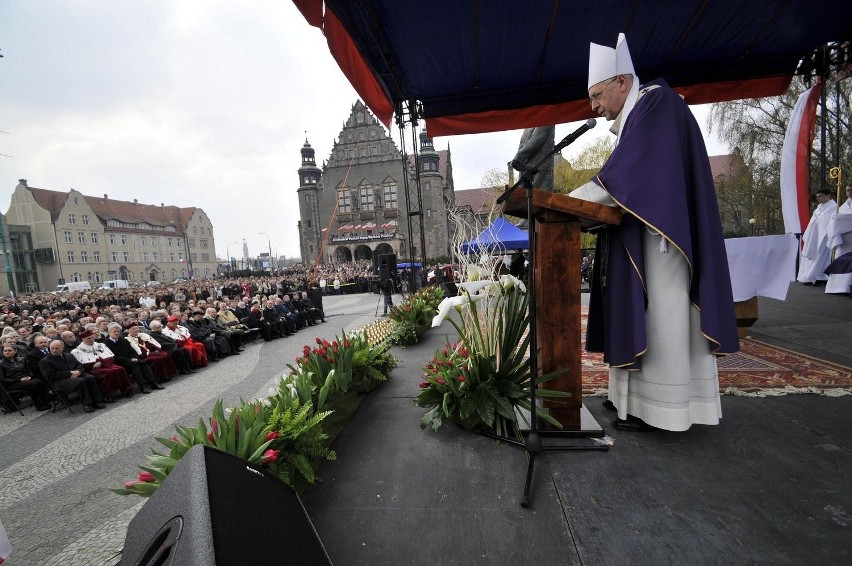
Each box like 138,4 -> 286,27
504,188 -> 622,436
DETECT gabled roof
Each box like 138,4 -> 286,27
709,154 -> 748,182
26,186 -> 199,235
453,187 -> 500,216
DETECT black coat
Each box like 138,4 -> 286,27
39,352 -> 85,382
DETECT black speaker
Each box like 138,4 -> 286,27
378,253 -> 397,281
121,445 -> 332,566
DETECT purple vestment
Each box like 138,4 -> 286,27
586,78 -> 739,368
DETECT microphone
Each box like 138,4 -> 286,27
554,118 -> 597,153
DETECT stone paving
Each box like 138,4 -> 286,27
0,293 -> 388,565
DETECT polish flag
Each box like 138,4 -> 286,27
780,82 -> 823,235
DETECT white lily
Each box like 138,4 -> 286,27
431,280 -> 495,327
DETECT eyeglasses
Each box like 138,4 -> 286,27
589,78 -> 617,104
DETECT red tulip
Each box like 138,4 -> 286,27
458,375 -> 466,383
333,341 -> 339,352
318,348 -> 327,357
322,339 -> 330,348
265,430 -> 280,442
138,471 -> 156,483
303,345 -> 311,356
207,431 -> 216,444
254,403 -> 260,415
344,340 -> 351,348
326,356 -> 334,363
460,348 -> 468,357
262,449 -> 280,464
436,377 -> 446,385
170,435 -> 178,443
419,381 -> 429,389
315,337 -> 322,345
295,356 -> 302,364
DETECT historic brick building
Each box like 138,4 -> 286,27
4,180 -> 218,291
297,101 -> 455,264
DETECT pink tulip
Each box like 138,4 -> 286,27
207,431 -> 216,444
262,449 -> 280,464
265,430 -> 280,442
124,480 -> 141,491
211,419 -> 219,435
138,471 -> 156,483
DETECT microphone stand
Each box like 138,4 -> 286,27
493,139 -> 609,510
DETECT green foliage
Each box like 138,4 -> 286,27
413,287 -> 569,437
265,397 -> 337,486
388,320 -> 418,346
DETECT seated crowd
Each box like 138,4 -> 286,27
0,285 -> 326,414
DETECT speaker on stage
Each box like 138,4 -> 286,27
121,445 -> 332,566
378,254 -> 397,281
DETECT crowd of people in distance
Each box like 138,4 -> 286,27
0,273 -> 331,414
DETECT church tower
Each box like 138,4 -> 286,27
418,129 -> 451,259
297,138 -> 323,263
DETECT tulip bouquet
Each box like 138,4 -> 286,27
112,395 -> 336,497
415,280 -> 569,437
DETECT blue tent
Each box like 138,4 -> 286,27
461,217 -> 529,254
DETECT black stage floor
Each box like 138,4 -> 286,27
302,283 -> 852,565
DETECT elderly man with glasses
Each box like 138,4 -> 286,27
570,33 -> 738,432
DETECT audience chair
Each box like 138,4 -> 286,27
0,382 -> 31,416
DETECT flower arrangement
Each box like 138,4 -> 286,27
113,396 -> 336,497
415,279 -> 569,437
390,286 -> 445,329
114,331 -> 397,498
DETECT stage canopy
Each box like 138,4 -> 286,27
294,0 -> 852,136
461,217 -> 529,254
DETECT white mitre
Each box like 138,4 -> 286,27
588,33 -> 636,89
588,33 -> 641,141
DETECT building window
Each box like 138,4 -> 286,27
309,245 -> 314,253
193,227 -> 198,235
188,238 -> 196,248
371,146 -> 378,156
358,131 -> 366,141
152,252 -> 158,261
70,272 -> 81,282
424,181 -> 431,191
91,232 -> 99,244
170,252 -> 175,262
150,237 -> 155,246
78,231 -> 85,244
201,253 -> 210,261
200,239 -> 208,249
338,189 -> 352,213
64,231 -> 72,244
178,253 -> 183,261
171,268 -> 176,278
122,251 -> 129,262
427,209 -> 432,218
383,183 -> 398,210
360,186 -> 374,211
307,220 -> 312,228
94,272 -> 103,283
359,147 -> 367,158
120,235 -> 127,245
82,214 -> 89,225
67,251 -> 75,263
140,237 -> 146,247
191,253 -> 197,261
143,252 -> 149,262
68,213 -> 76,224
112,251 -> 118,262
93,251 -> 101,262
167,237 -> 173,247
109,234 -> 115,245
80,251 -> 88,263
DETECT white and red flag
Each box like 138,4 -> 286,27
780,82 -> 823,234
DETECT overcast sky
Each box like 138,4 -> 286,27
0,1 -> 729,261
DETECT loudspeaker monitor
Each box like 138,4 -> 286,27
121,444 -> 332,565
378,253 -> 397,281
